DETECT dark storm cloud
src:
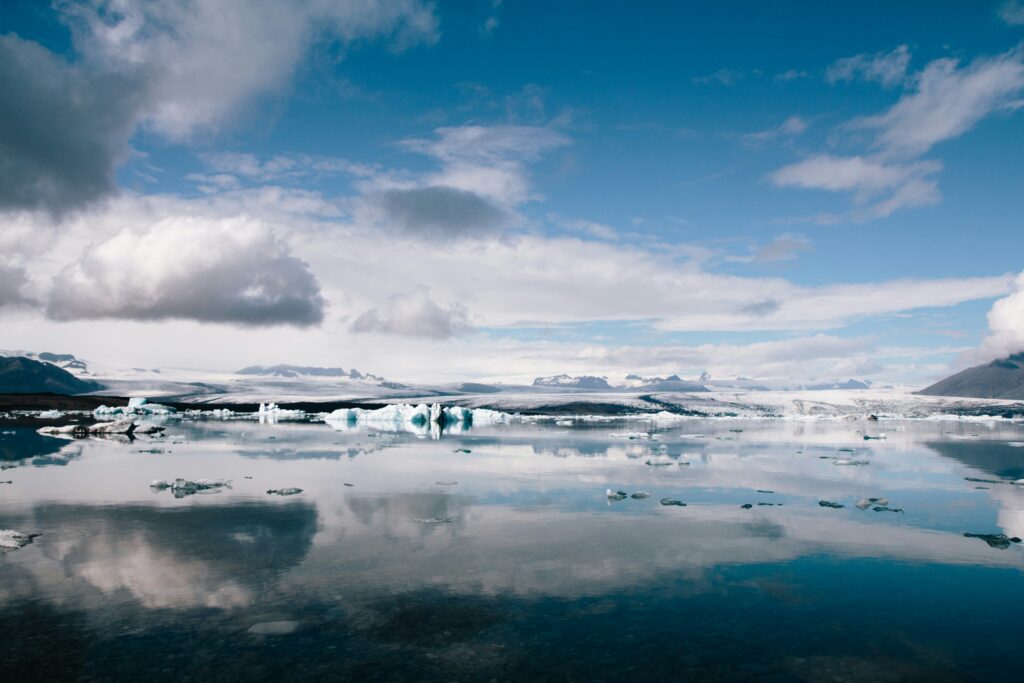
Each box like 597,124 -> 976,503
0,35 -> 144,214
376,185 -> 508,238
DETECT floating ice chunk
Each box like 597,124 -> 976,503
855,497 -> 889,509
819,500 -> 845,509
324,404 -> 511,433
413,517 -> 453,524
267,488 -> 303,496
863,434 -> 887,440
963,532 -> 1022,549
149,479 -> 171,490
257,403 -> 307,421
631,491 -> 651,499
95,399 -> 175,417
834,459 -> 870,466
37,410 -> 63,419
606,489 -> 627,501
128,397 -> 147,409
151,478 -> 232,497
0,530 -> 40,549
38,419 -> 136,438
660,498 -> 686,506
610,432 -> 650,440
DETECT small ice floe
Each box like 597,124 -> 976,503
856,497 -> 889,510
756,489 -> 774,494
606,489 -> 628,501
248,621 -> 299,636
257,403 -> 307,421
660,498 -> 686,506
758,502 -> 780,506
414,517 -> 453,524
631,491 -> 650,499
833,459 -> 870,466
863,434 -> 887,441
38,419 -> 137,438
963,533 -> 1022,550
740,503 -> 753,509
266,488 -> 302,496
965,477 -> 1003,484
0,530 -> 40,550
645,459 -> 673,467
873,506 -> 903,513
610,432 -> 650,440
343,482 -> 355,487
150,478 -> 230,497
454,448 -> 472,454
435,481 -> 458,486
135,424 -> 166,435
819,500 -> 845,509
1013,479 -> 1024,486
1009,442 -> 1024,448
679,434 -> 705,439
37,410 -> 63,419
555,419 -> 574,426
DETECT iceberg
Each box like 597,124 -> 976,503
94,398 -> 176,417
324,403 -> 512,436
257,402 -> 308,421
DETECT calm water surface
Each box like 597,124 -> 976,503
2,416 -> 1023,681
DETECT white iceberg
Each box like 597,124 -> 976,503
324,403 -> 512,435
38,419 -> 137,438
257,402 -> 308,421
94,398 -> 176,417
0,530 -> 40,549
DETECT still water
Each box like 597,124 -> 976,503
2,416 -> 1023,681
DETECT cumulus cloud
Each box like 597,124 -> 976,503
0,35 -> 143,213
978,271 -> 1024,360
63,0 -> 439,140
372,185 -> 509,238
0,1 -> 438,213
352,125 -> 569,239
772,47 -> 1024,220
826,45 -> 911,87
350,287 -> 470,339
47,216 -> 325,326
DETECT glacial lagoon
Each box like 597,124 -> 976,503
2,415 -> 1024,681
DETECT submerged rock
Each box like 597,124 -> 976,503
267,487 -> 303,496
248,620 -> 299,636
660,498 -> 686,506
819,500 -> 845,509
0,530 -> 40,550
963,532 -> 1022,549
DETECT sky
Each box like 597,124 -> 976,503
2,0 -> 1024,385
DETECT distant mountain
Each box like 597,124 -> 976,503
237,364 -> 370,380
636,375 -> 709,392
533,374 -> 613,390
918,353 -> 1024,400
458,382 -> 503,394
803,379 -> 872,391
0,357 -> 104,394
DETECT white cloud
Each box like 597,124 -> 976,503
350,287 -> 471,339
742,115 -> 808,145
977,271 -> 1024,361
856,48 -> 1024,157
767,155 -> 941,218
826,45 -> 911,87
1001,1 -> 1024,25
772,47 -> 1024,220
48,215 -> 325,326
751,235 -> 812,263
63,0 -> 440,140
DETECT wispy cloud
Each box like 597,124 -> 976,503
1001,1 -> 1024,25
770,46 -> 1024,220
826,45 -> 911,87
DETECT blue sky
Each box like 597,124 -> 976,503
2,1 -> 1024,384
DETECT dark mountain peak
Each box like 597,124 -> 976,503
919,353 -> 1024,400
0,356 -> 103,395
